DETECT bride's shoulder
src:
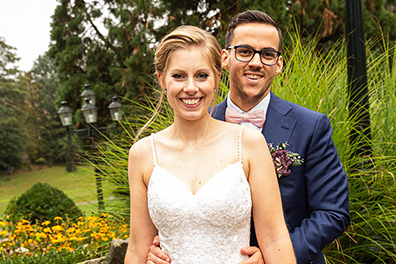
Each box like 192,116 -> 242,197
240,126 -> 267,150
129,136 -> 152,161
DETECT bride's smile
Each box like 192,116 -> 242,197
180,97 -> 203,107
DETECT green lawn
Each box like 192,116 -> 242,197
0,164 -> 115,216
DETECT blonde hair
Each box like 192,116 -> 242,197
134,26 -> 222,142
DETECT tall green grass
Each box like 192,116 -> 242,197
89,30 -> 396,263
274,31 -> 396,263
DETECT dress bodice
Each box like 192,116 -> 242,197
147,127 -> 252,263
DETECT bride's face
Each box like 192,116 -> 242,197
159,46 -> 217,122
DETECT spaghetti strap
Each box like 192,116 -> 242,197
150,133 -> 158,166
238,126 -> 243,162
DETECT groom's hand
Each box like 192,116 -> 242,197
146,235 -> 171,264
238,246 -> 265,264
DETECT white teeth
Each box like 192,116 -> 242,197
246,74 -> 261,79
182,98 -> 200,105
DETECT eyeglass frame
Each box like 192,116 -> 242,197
227,45 -> 282,66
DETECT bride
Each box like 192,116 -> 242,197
124,25 -> 295,264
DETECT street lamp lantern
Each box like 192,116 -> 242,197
57,84 -> 121,212
81,97 -> 98,123
80,84 -> 96,106
57,101 -> 73,127
108,96 -> 123,121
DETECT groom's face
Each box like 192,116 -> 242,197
222,22 -> 283,111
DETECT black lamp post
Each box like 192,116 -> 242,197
57,84 -> 123,212
57,101 -> 76,172
345,0 -> 372,158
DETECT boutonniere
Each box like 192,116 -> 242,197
268,142 -> 304,178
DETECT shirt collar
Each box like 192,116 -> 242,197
226,92 -> 271,131
227,92 -> 271,114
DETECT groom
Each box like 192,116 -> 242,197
147,10 -> 350,264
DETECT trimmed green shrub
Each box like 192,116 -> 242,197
4,182 -> 83,224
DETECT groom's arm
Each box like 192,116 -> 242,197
146,236 -> 171,264
146,237 -> 265,264
239,247 -> 265,264
290,114 -> 350,263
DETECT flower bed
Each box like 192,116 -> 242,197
0,214 -> 129,263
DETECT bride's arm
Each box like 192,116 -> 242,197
243,128 -> 296,264
125,139 -> 158,264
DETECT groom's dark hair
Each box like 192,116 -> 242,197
225,10 -> 283,51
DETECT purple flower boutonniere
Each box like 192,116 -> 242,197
268,142 -> 304,178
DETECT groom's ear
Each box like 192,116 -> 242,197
221,49 -> 229,70
275,56 -> 283,76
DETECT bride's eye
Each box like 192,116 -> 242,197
172,73 -> 184,79
196,73 -> 209,80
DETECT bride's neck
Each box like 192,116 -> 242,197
170,116 -> 214,146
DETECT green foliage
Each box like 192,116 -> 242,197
0,39 -> 66,170
4,182 -> 83,225
26,53 -> 66,166
0,37 -> 19,78
0,38 -> 28,170
273,29 -> 396,263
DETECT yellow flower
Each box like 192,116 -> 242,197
66,227 -> 76,234
35,232 -> 47,240
52,225 -> 64,232
43,227 -> 52,233
0,230 -> 8,236
41,220 -> 51,226
54,216 -> 63,221
0,220 -> 6,227
101,213 -> 109,218
26,225 -> 35,233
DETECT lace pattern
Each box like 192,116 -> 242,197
147,127 -> 252,263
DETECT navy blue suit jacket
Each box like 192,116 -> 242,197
211,92 -> 350,264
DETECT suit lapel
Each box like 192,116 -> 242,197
211,99 -> 227,121
263,92 -> 296,144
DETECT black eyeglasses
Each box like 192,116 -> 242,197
227,45 -> 281,66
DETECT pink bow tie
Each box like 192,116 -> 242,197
225,107 -> 265,128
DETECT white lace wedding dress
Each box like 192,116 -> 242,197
147,127 -> 252,263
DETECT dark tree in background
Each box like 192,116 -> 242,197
28,53 -> 66,166
0,38 -> 29,169
0,38 -> 68,170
